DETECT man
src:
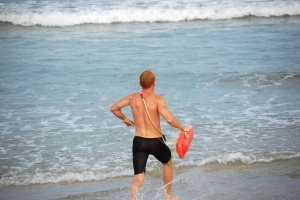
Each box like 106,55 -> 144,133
110,70 -> 188,200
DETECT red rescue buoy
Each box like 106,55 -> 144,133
176,126 -> 194,158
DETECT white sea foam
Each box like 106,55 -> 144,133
1,152 -> 299,186
0,168 -> 133,186
177,152 -> 300,168
0,2 -> 299,26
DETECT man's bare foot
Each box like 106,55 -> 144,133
166,195 -> 180,200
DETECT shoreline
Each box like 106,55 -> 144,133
1,158 -> 299,200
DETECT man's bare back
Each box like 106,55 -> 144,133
129,91 -> 179,138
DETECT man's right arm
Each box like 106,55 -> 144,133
110,95 -> 134,126
157,96 -> 186,131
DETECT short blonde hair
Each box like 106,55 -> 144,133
140,70 -> 155,89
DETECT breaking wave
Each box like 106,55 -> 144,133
0,2 -> 299,26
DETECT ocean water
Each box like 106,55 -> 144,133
0,0 -> 300,199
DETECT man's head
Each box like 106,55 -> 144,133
140,70 -> 156,89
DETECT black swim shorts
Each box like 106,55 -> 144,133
132,136 -> 171,175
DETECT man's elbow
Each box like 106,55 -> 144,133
166,118 -> 174,125
110,105 -> 117,113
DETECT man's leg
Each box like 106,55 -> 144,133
130,173 -> 145,200
163,159 -> 180,200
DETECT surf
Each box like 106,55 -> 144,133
0,2 -> 299,26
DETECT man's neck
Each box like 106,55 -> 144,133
141,87 -> 154,96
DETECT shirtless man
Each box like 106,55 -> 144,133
110,70 -> 188,200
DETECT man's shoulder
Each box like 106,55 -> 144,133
152,93 -> 165,102
127,92 -> 139,99
153,93 -> 163,98
128,91 -> 148,100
